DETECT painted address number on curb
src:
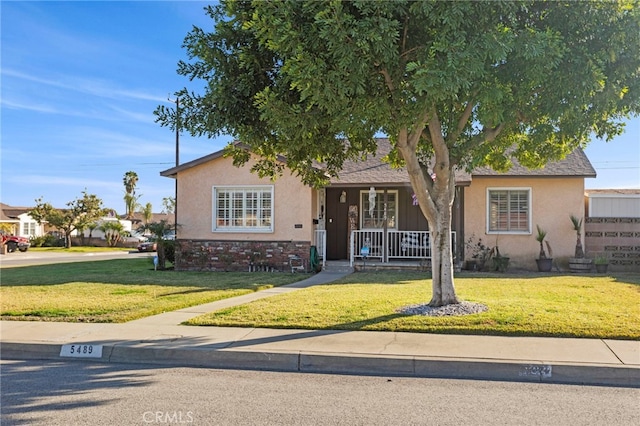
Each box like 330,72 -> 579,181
519,365 -> 552,378
60,344 -> 103,358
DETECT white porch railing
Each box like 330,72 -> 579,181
350,230 -> 456,267
313,229 -> 326,268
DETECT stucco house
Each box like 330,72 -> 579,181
0,203 -> 45,238
161,139 -> 596,272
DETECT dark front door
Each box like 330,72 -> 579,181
325,188 -> 351,260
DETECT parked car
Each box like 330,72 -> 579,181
137,241 -> 157,252
1,232 -> 30,253
124,231 -> 149,243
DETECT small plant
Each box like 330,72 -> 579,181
594,255 -> 609,265
535,225 -> 553,259
488,233 -> 509,272
570,215 -> 585,258
465,234 -> 491,270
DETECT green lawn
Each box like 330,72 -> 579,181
3,260 -> 639,339
29,247 -> 132,253
0,258 -> 304,323
185,271 -> 640,340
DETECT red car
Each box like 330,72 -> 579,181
1,233 -> 30,253
137,241 -> 157,252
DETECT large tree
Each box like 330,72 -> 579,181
156,0 -> 640,306
30,191 -> 107,248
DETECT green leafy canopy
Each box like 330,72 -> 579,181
155,0 -> 639,185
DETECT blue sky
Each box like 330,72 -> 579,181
1,1 -> 639,213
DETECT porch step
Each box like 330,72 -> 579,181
354,260 -> 430,272
322,261 -> 355,273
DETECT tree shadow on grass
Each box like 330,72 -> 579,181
211,314 -> 406,350
0,259 -> 303,291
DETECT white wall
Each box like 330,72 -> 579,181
588,193 -> 640,218
17,213 -> 45,238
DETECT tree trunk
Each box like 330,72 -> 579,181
428,196 -> 460,307
65,232 -> 72,249
396,121 -> 460,307
157,240 -> 166,270
575,235 -> 584,258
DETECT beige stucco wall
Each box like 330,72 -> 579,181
464,176 -> 587,270
176,155 -> 315,242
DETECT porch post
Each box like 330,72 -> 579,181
383,189 -> 388,263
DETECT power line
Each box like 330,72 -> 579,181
595,166 -> 639,170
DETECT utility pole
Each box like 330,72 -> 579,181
174,96 -> 179,235
175,96 -> 180,167
168,95 -> 180,234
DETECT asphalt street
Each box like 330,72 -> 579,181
2,359 -> 639,426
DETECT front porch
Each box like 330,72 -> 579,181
313,229 -> 457,269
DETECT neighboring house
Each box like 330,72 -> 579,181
81,217 -> 133,240
161,139 -> 597,272
585,189 -> 640,218
124,212 -> 176,229
0,203 -> 45,238
0,204 -> 139,241
584,189 -> 640,272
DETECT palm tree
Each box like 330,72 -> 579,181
535,225 -> 549,259
124,193 -> 140,221
138,220 -> 174,270
570,215 -> 585,258
123,171 -> 139,195
140,202 -> 153,224
123,171 -> 139,219
99,221 -> 124,247
87,222 -> 98,242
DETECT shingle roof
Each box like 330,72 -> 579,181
122,212 -> 176,225
0,203 -> 31,222
329,138 -> 472,186
161,138 -> 596,184
472,148 -> 596,177
586,189 -> 640,195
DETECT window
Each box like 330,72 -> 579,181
213,186 -> 273,232
360,190 -> 397,229
487,188 -> 531,233
22,222 -> 37,237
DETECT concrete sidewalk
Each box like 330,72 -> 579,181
2,270 -> 639,387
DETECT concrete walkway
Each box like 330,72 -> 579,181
2,269 -> 639,387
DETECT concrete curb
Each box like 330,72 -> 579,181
3,342 -> 638,388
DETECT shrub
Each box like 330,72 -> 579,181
30,234 -> 64,247
163,239 -> 176,264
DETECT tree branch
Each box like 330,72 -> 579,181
407,109 -> 432,151
448,100 -> 475,143
484,123 -> 505,143
401,15 -> 409,58
380,68 -> 394,93
428,110 -> 449,166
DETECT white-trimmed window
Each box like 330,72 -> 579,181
22,222 -> 37,237
487,188 -> 531,233
360,190 -> 397,229
213,186 -> 273,232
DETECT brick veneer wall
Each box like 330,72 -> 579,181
176,239 -> 311,272
585,218 -> 640,272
